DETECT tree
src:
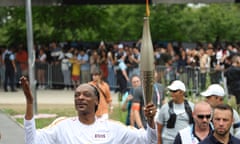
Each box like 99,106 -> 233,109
0,4 -> 240,45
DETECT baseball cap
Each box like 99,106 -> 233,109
118,44 -> 123,49
100,40 -> 104,46
167,80 -> 186,92
201,84 -> 225,97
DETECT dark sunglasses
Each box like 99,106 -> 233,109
169,90 -> 178,93
197,114 -> 211,119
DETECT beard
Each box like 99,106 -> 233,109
215,127 -> 231,136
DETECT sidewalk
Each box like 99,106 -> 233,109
0,88 -> 119,105
0,110 -> 25,144
0,88 -> 119,144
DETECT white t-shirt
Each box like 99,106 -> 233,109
24,117 -> 157,144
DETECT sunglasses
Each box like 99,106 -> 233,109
197,114 -> 211,119
169,90 -> 178,93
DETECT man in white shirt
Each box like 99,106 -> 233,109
21,76 -> 157,144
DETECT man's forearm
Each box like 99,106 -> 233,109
134,110 -> 144,128
25,103 -> 33,120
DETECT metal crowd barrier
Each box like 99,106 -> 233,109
156,65 -> 202,96
155,65 -> 224,96
0,62 -> 225,96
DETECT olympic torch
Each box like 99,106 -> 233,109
140,16 -> 154,106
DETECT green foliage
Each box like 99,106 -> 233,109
0,4 -> 240,44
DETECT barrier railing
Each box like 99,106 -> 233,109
0,62 -> 225,96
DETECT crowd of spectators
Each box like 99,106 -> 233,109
0,40 -> 240,94
10,39 -> 240,144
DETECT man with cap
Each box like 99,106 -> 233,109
201,84 -> 240,137
156,80 -> 194,144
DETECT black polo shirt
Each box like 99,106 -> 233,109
199,133 -> 240,144
173,124 -> 213,144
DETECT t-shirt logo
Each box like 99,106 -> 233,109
93,131 -> 109,141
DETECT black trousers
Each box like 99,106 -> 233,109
116,70 -> 127,94
4,68 -> 15,91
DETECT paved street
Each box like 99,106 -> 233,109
0,110 -> 25,144
0,88 -> 119,144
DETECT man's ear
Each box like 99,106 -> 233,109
95,101 -> 99,105
231,117 -> 234,125
94,98 -> 99,112
95,98 -> 99,105
192,111 -> 196,119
